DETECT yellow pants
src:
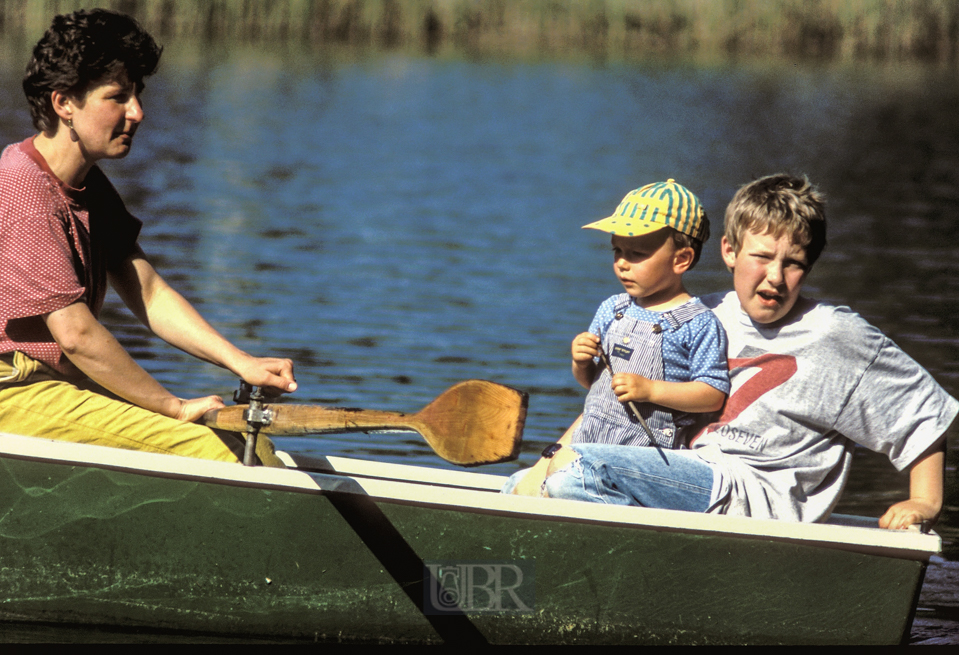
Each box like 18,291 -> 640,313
0,351 -> 284,467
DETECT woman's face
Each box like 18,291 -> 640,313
68,69 -> 143,161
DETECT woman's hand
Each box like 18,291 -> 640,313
234,355 -> 297,396
171,395 -> 226,423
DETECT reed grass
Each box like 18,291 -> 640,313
1,0 -> 957,62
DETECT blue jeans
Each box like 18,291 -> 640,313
503,444 -> 723,513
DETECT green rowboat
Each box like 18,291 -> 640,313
0,432 -> 939,644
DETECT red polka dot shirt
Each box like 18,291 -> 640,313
0,137 -> 142,374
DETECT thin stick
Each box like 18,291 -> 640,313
597,344 -> 667,460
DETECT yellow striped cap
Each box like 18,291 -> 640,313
583,179 -> 708,241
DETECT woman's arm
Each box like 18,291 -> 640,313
109,251 -> 296,394
43,301 -> 225,421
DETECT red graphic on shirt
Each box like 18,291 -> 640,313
693,353 -> 797,442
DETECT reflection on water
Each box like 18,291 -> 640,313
1,49 -> 958,642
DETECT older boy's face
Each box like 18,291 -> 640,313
721,229 -> 809,325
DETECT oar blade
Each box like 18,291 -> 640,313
415,380 -> 527,466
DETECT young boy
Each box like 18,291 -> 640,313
506,179 -> 729,497
537,174 -> 957,529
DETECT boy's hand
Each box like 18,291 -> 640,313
571,332 -> 601,390
611,372 -> 654,404
571,332 -> 600,366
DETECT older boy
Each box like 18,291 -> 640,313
538,174 -> 957,529
506,179 -> 729,497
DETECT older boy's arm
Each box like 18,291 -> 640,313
878,437 -> 946,530
611,376 -> 726,413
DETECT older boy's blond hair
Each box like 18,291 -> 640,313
724,174 -> 827,266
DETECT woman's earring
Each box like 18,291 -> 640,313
68,118 -> 79,143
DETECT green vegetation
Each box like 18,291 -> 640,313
1,0 -> 958,62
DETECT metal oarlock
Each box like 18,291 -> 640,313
234,381 -> 274,466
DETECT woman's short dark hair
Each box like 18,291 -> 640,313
22,8 -> 162,133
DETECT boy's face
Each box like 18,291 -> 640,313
721,229 -> 809,325
611,231 -> 692,308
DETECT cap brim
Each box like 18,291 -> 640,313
582,216 -> 670,237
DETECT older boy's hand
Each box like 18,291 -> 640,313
879,440 -> 944,530
879,499 -> 938,530
611,372 -> 654,404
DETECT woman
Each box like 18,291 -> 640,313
0,9 -> 296,466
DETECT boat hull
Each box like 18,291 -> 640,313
0,434 -> 937,644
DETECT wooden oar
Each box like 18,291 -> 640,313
201,380 -> 527,467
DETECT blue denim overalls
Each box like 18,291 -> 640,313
572,296 -> 709,449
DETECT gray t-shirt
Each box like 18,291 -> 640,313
695,291 -> 958,522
